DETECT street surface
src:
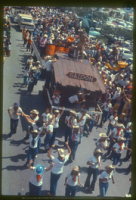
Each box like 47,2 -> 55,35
2,19 -> 131,197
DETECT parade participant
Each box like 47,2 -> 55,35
27,55 -> 35,68
69,125 -> 82,162
34,61 -> 42,84
27,35 -> 32,52
28,159 -> 54,196
44,58 -> 57,89
22,26 -> 27,40
100,98 -> 112,127
22,62 -> 30,87
65,92 -> 85,108
40,34 -> 47,57
106,123 -> 124,157
27,67 -> 37,96
95,133 -> 108,156
7,102 -> 22,136
52,90 -> 61,107
75,29 -> 89,62
23,30 -> 29,47
64,110 -> 77,146
76,109 -> 92,143
106,110 -> 118,136
111,137 -> 132,166
99,164 -> 115,196
47,142 -> 71,196
50,106 -> 65,148
41,107 -> 51,125
124,122 -> 132,146
84,149 -> 102,193
64,166 -> 83,196
43,115 -> 54,152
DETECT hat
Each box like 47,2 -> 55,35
35,164 -> 44,175
32,129 -> 38,134
105,164 -> 115,170
54,110 -> 60,113
117,87 -> 121,93
69,110 -> 77,117
58,148 -> 65,157
72,166 -> 79,172
31,67 -> 37,71
99,133 -> 108,138
78,91 -> 83,95
14,102 -> 19,107
30,109 -> 39,115
43,34 -> 48,37
117,123 -> 125,128
117,137 -> 126,142
73,125 -> 80,129
94,149 -> 103,154
36,61 -> 40,63
48,115 -> 53,121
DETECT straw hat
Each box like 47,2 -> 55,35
54,110 -> 60,113
117,123 -> 125,128
117,137 -> 126,142
99,133 -> 108,138
32,129 -> 38,134
73,125 -> 80,129
94,149 -> 103,154
48,115 -> 53,121
31,67 -> 37,71
72,166 -> 79,172
36,61 -> 40,63
105,164 -> 115,170
69,110 -> 77,116
30,109 -> 39,115
58,148 -> 65,157
43,34 -> 48,37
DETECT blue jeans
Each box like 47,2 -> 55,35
124,131 -> 132,146
99,182 -> 109,196
10,118 -> 19,133
65,184 -> 78,196
101,110 -> 109,124
50,128 -> 59,146
28,82 -> 35,93
27,147 -> 38,166
80,125 -> 84,143
112,151 -> 121,165
71,141 -> 79,160
44,132 -> 53,149
50,172 -> 62,195
29,181 -> 42,196
84,167 -> 99,191
89,119 -> 95,132
23,76 -> 28,85
65,125 -> 72,144
106,124 -> 114,136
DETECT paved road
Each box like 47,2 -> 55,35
2,19 -> 131,197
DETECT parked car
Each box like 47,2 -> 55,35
121,49 -> 133,60
125,58 -> 133,65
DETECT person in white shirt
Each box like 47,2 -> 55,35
106,110 -> 118,136
84,149 -> 102,193
100,98 -> 112,127
64,166 -> 83,196
28,159 -> 54,196
45,58 -> 56,88
95,133 -> 108,156
65,92 -> 86,108
124,122 -> 132,147
47,143 -> 71,196
106,123 -> 124,157
50,107 -> 65,147
52,90 -> 61,107
69,125 -> 82,162
41,107 -> 51,125
7,102 -> 22,136
27,55 -> 34,66
64,110 -> 77,146
76,109 -> 92,143
99,164 -> 115,196
111,137 -> 131,165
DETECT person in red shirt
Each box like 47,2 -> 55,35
27,35 -> 32,52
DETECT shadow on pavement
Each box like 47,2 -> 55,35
11,24 -> 20,32
78,166 -> 88,173
25,190 -> 49,196
2,132 -> 12,140
115,167 -> 131,175
2,163 -> 28,171
8,138 -> 29,146
2,153 -> 27,163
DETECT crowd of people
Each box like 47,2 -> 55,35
3,7 -> 12,64
5,6 -> 132,197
